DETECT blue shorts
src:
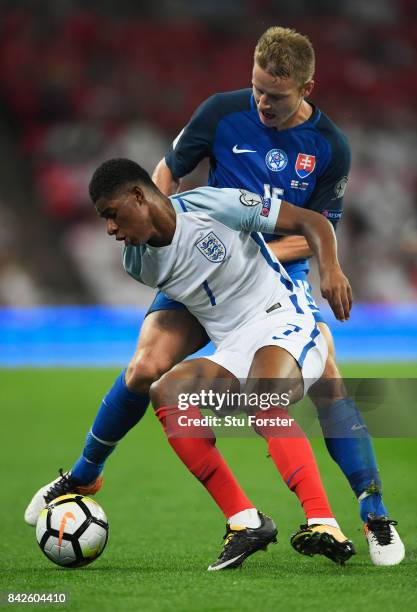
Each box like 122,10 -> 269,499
147,279 -> 325,324
147,291 -> 188,315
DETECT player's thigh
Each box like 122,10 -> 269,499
125,309 -> 208,393
150,357 -> 238,408
246,346 -> 304,404
308,322 -> 347,406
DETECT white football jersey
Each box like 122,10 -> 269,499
123,186 -> 302,346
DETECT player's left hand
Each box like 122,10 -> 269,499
320,266 -> 352,321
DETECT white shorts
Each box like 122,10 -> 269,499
205,298 -> 327,394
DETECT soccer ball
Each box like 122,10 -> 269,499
36,494 -> 108,568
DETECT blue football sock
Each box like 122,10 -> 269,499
317,397 -> 389,521
71,370 -> 149,484
358,492 -> 389,522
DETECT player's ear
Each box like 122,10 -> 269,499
132,185 -> 145,205
302,80 -> 314,98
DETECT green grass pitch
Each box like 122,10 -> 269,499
1,364 -> 416,611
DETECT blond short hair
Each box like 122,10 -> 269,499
254,26 -> 315,87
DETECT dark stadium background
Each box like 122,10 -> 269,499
0,0 -> 416,364
0,2 -> 416,610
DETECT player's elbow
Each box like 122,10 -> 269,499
151,158 -> 166,179
152,159 -> 179,196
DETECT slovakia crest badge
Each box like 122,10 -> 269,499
196,232 -> 226,263
265,148 -> 288,172
295,153 -> 316,178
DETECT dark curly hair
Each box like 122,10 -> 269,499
89,158 -> 156,203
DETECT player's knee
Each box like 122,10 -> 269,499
150,362 -> 209,410
149,375 -> 169,409
321,353 -> 341,380
309,353 -> 347,407
125,351 -> 173,395
149,367 -> 187,409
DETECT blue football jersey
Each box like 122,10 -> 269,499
165,89 -> 351,279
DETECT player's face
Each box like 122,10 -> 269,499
95,189 -> 152,246
252,63 -> 310,129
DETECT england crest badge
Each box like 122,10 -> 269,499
295,153 -> 316,178
195,231 -> 226,263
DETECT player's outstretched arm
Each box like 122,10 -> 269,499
152,158 -> 181,196
275,201 -> 352,322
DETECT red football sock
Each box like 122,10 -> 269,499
155,405 -> 254,518
253,407 -> 334,519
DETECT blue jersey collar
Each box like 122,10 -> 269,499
250,94 -> 321,131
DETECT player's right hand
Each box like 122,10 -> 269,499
320,266 -> 353,321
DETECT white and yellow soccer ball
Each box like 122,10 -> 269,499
36,494 -> 108,567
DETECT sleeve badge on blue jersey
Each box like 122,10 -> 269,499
195,231 -> 226,263
295,153 -> 316,178
239,189 -> 263,207
322,209 -> 343,221
333,176 -> 348,199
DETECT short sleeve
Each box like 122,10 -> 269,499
178,187 -> 281,233
165,94 -> 222,179
308,131 -> 351,230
